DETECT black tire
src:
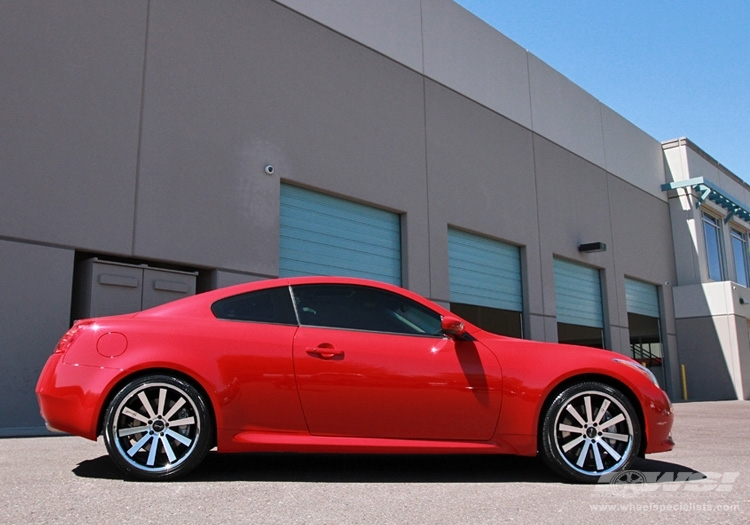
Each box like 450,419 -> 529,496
103,374 -> 212,481
541,381 -> 641,484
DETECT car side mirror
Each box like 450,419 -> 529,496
441,315 -> 466,338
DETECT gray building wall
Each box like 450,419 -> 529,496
1,0 -> 680,434
664,139 -> 750,401
0,241 -> 74,434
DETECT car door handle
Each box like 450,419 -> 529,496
306,346 -> 344,360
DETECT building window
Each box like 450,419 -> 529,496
628,313 -> 663,385
624,278 -> 663,387
702,213 -> 725,281
450,303 -> 522,338
557,323 -> 604,349
731,229 -> 750,287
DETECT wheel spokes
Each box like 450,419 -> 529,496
596,437 -> 622,461
118,425 -> 149,438
122,407 -> 149,424
127,433 -> 152,458
594,399 -> 611,425
165,428 -> 193,447
591,441 -> 604,471
601,413 -> 626,429
157,388 -> 167,417
583,396 -> 593,423
565,404 -> 587,426
576,440 -> 592,467
138,391 -> 157,419
562,435 -> 585,453
601,431 -> 630,442
146,435 -> 160,466
163,397 -> 187,421
558,423 -> 585,435
169,416 -> 196,428
114,383 -> 200,472
159,434 -> 178,463
555,390 -> 634,475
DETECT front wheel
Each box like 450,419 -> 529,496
541,381 -> 641,483
103,375 -> 213,481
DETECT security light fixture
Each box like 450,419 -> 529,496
578,242 -> 607,253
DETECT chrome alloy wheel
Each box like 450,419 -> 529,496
542,382 -> 641,483
104,375 -> 212,480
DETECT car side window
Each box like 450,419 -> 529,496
211,286 -> 297,325
290,284 -> 442,336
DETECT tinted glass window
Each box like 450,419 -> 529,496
450,302 -> 522,338
211,286 -> 297,325
731,229 -> 749,287
557,322 -> 604,349
291,284 -> 442,336
703,213 -> 725,281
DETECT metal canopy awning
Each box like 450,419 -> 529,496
662,177 -> 750,224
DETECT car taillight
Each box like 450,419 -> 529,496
53,321 -> 93,354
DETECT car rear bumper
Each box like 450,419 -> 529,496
35,353 -> 119,441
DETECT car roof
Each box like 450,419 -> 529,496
136,276 -> 453,320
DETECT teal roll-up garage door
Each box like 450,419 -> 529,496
279,184 -> 402,285
448,228 -> 522,311
625,278 -> 660,318
553,258 -> 603,328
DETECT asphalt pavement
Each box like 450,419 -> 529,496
1,401 -> 748,524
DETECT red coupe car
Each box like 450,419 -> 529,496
36,276 -> 674,482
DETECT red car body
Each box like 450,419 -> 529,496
36,276 -> 673,481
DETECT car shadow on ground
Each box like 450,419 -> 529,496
72,452 -> 701,485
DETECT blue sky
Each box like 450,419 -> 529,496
454,0 -> 750,183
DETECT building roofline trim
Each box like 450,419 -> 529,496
662,177 -> 750,225
662,137 -> 747,191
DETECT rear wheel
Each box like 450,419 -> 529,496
103,375 -> 212,481
541,382 -> 641,483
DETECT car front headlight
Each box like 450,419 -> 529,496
612,358 -> 660,388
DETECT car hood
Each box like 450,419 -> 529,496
472,329 -> 644,375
